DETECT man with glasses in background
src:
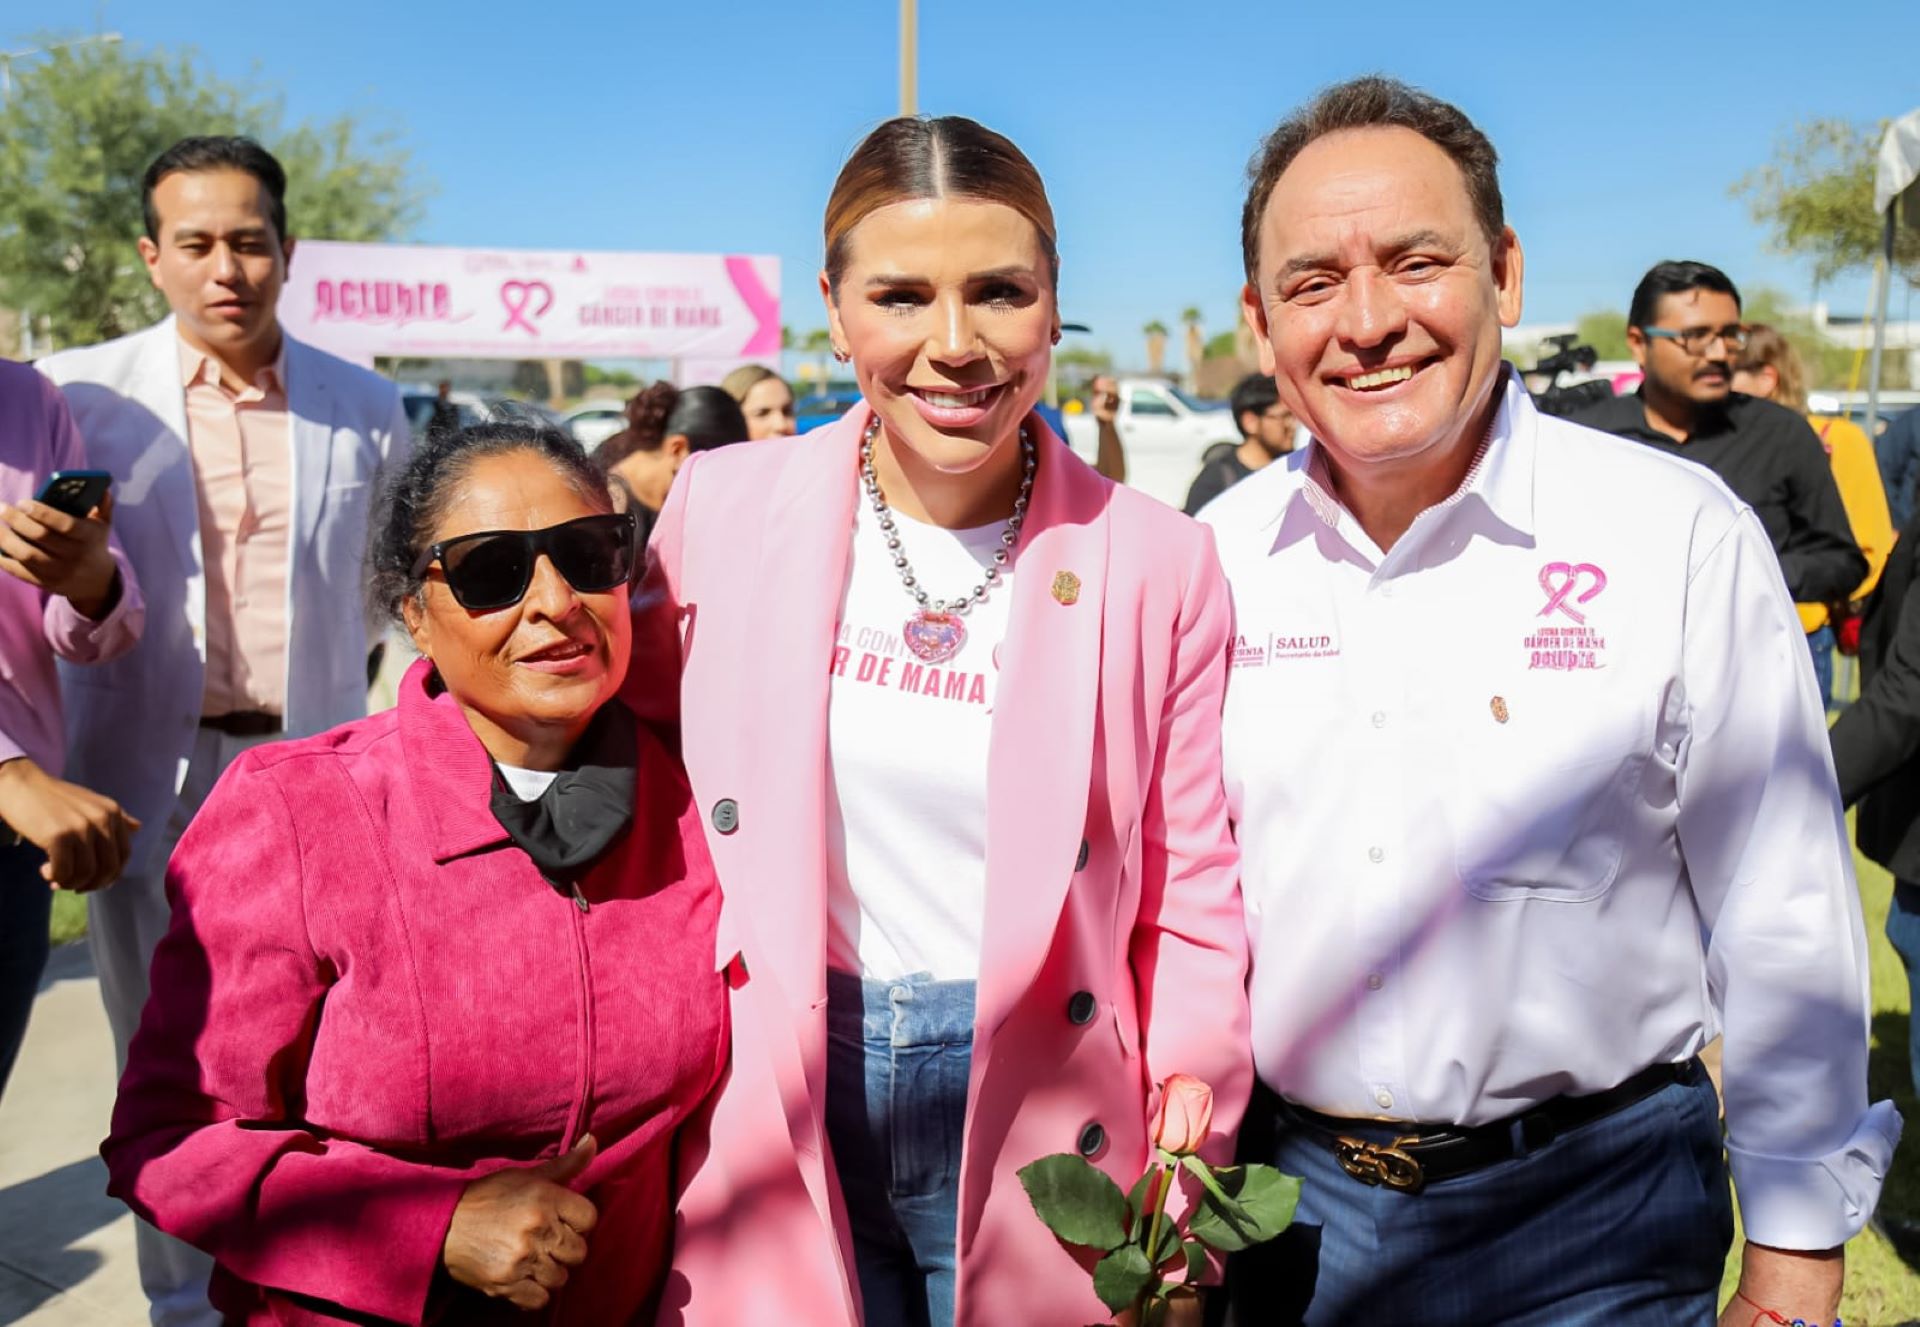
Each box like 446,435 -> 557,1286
1574,261 -> 1865,617
1183,372 -> 1299,515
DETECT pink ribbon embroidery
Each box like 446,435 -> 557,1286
1537,562 -> 1607,623
500,280 -> 554,335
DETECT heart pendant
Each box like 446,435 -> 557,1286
903,611 -> 966,664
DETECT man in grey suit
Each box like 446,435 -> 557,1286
38,136 -> 410,1327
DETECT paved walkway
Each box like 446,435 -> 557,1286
0,942 -> 144,1325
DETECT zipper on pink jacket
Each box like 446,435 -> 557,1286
549,884 -> 596,1322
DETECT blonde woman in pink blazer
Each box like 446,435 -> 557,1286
632,116 -> 1251,1327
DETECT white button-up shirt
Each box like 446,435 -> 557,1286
1201,372 -> 1898,1248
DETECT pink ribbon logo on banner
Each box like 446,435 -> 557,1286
724,256 -> 780,356
1537,562 -> 1607,623
500,280 -> 554,335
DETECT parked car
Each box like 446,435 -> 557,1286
564,400 -> 630,451
400,388 -> 487,438
482,397 -> 568,431
795,389 -> 865,433
1062,378 -> 1237,509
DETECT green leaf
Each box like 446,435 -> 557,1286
1126,1168 -> 1156,1234
1181,1239 -> 1207,1282
1091,1244 -> 1155,1314
1017,1153 -> 1131,1252
1186,1163 -> 1302,1252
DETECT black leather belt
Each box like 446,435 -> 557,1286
200,710 -> 282,738
1278,1058 -> 1702,1194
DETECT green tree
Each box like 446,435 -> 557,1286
799,327 -> 835,394
1574,310 -> 1632,361
582,363 -> 639,390
0,37 -> 430,349
1203,330 -> 1239,360
1054,344 -> 1112,396
1180,305 -> 1204,373
1734,117 -> 1920,287
1143,320 -> 1169,375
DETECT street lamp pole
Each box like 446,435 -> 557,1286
899,0 -> 917,117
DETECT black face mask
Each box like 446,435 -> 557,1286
488,703 -> 638,888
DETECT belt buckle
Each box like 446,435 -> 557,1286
1333,1135 -> 1425,1194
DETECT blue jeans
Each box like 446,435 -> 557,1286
1226,1067 -> 1732,1325
0,837 -> 51,1103
1887,883 -> 1920,1097
823,969 -> 975,1327
1809,625 -> 1836,709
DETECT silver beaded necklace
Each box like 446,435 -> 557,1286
860,414 -> 1036,665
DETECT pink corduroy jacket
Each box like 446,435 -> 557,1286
627,404 -> 1253,1326
103,660 -> 728,1326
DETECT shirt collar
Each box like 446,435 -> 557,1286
176,332 -> 286,398
1279,365 -> 1538,542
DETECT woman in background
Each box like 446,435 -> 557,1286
1732,324 -> 1893,703
597,383 -> 749,541
720,364 -> 798,440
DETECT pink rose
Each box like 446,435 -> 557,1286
1150,1074 -> 1214,1157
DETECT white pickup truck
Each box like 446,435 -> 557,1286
1061,378 -> 1239,510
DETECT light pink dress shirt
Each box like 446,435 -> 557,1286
0,357 -> 143,776
178,337 -> 289,718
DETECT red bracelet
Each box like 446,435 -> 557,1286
1732,1287 -> 1841,1327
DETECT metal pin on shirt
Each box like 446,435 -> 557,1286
1490,696 -> 1510,724
1051,571 -> 1081,606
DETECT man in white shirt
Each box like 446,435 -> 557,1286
1202,76 -> 1898,1326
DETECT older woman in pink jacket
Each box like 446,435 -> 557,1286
105,422 -> 727,1325
631,116 -> 1251,1327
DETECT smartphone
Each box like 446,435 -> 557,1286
33,469 -> 112,518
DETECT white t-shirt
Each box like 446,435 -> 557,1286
497,764 -> 558,802
824,492 -> 1013,981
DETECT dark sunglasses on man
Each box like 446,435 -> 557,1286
412,512 -> 639,612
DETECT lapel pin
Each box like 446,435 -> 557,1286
1490,696 -> 1510,724
1051,570 -> 1081,606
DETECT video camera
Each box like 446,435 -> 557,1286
1527,333 -> 1612,418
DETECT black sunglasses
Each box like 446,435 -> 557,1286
412,512 -> 638,611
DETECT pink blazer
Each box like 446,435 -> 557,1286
630,404 -> 1251,1326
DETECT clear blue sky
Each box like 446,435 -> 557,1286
18,0 -> 1920,370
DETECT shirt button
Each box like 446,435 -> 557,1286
235,596 -> 249,608
1370,711 -> 1387,728
1379,583 -> 1394,599
1374,1088 -> 1395,1111
1366,973 -> 1384,991
711,798 -> 740,835
1368,846 -> 1385,864
1067,991 -> 1097,1025
1077,1122 -> 1107,1157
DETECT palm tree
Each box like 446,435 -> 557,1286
1143,320 -> 1169,375
1181,306 -> 1204,379
801,328 -> 835,394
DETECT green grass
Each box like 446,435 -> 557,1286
1720,845 -> 1920,1325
